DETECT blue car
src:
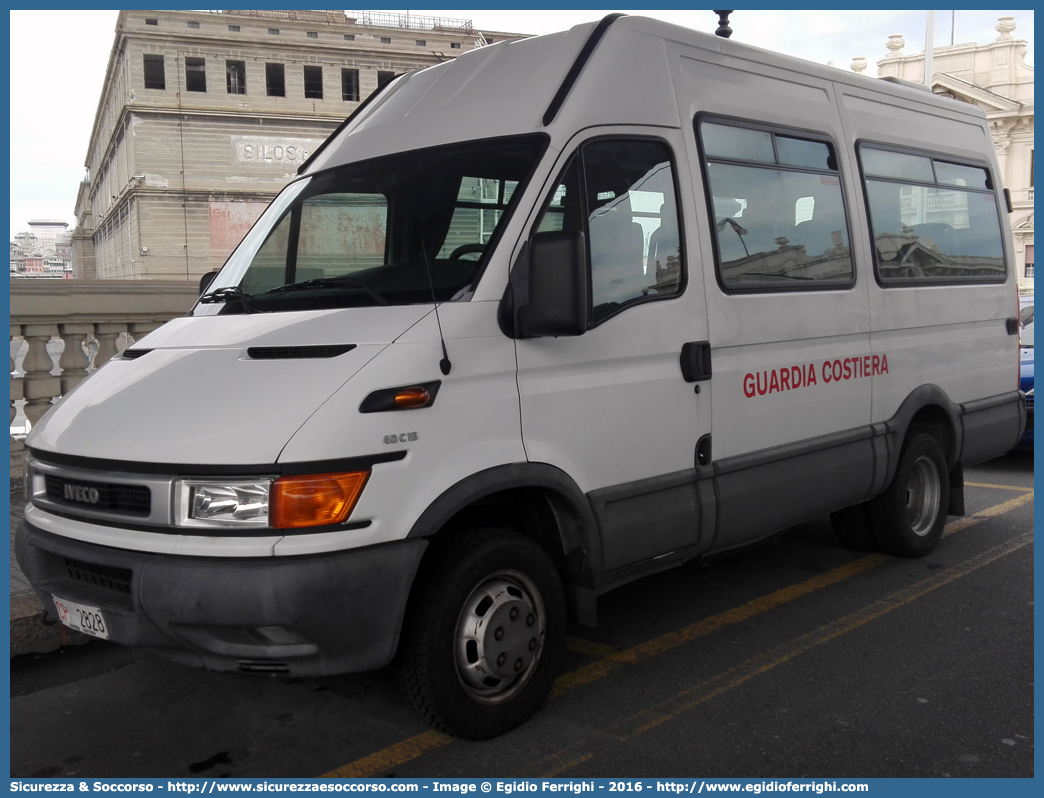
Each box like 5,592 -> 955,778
1017,296 -> 1033,448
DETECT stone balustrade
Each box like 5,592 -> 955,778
10,279 -> 200,481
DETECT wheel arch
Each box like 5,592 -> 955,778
877,384 -> 965,515
406,463 -> 598,577
882,384 -> 962,474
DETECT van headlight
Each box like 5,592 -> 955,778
174,471 -> 369,530
175,480 -> 272,528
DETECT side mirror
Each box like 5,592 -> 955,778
198,270 -> 219,295
516,230 -> 589,338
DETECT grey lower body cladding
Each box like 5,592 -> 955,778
586,388 -> 1024,590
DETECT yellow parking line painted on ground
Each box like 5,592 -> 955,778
542,753 -> 595,777
549,553 -> 890,699
527,532 -> 1034,776
964,481 -> 1034,491
322,730 -> 452,778
942,490 -> 1033,537
323,492 -> 1032,778
565,637 -> 616,656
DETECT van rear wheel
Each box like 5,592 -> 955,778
398,528 -> 565,739
870,433 -> 949,557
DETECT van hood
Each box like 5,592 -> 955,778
26,306 -> 432,466
131,304 -> 432,349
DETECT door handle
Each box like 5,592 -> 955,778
680,341 -> 711,382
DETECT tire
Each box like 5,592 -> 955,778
398,528 -> 566,739
870,433 -> 950,557
830,503 -> 879,552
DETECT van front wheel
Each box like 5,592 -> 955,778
871,434 -> 949,557
398,528 -> 565,739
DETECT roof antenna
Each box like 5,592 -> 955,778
420,238 -> 452,375
713,10 -> 734,39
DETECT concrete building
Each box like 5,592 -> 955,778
26,221 -> 70,253
876,16 -> 1034,292
73,9 -> 527,280
10,225 -> 72,279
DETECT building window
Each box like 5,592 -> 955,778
416,39 -> 426,47
143,54 -> 165,90
307,31 -> 318,39
228,24 -> 240,32
226,60 -> 246,95
344,34 -> 355,41
377,70 -> 396,89
450,42 -> 461,49
380,36 -> 391,44
185,57 -> 206,92
304,65 -> 323,99
268,28 -> 279,36
187,21 -> 200,29
341,68 -> 360,101
145,18 -> 158,26
1027,245 -> 1034,278
266,63 -> 285,97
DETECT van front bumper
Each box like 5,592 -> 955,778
15,519 -> 427,676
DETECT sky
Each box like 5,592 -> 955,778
8,8 -> 1035,242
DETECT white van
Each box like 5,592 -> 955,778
17,16 -> 1024,739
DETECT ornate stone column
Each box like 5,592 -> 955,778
93,323 -> 129,369
58,323 -> 94,394
21,325 -> 60,428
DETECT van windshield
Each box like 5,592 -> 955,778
194,135 -> 547,314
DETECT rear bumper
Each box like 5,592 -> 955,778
15,518 -> 427,676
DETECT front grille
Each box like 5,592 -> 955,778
44,474 -> 151,517
64,557 -> 133,596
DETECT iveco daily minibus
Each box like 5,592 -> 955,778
17,15 -> 1025,738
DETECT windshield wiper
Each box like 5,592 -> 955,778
265,277 -> 390,306
198,286 -> 258,314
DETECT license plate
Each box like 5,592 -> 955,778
52,596 -> 109,640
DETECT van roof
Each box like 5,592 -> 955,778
303,15 -> 986,176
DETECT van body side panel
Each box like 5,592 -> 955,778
274,302 -> 526,555
836,86 -> 1021,461
673,46 -> 873,462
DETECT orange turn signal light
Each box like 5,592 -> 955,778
394,387 -> 432,409
270,471 -> 369,529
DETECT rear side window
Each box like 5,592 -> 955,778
859,145 -> 1006,284
698,119 -> 853,291
533,138 -> 683,325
